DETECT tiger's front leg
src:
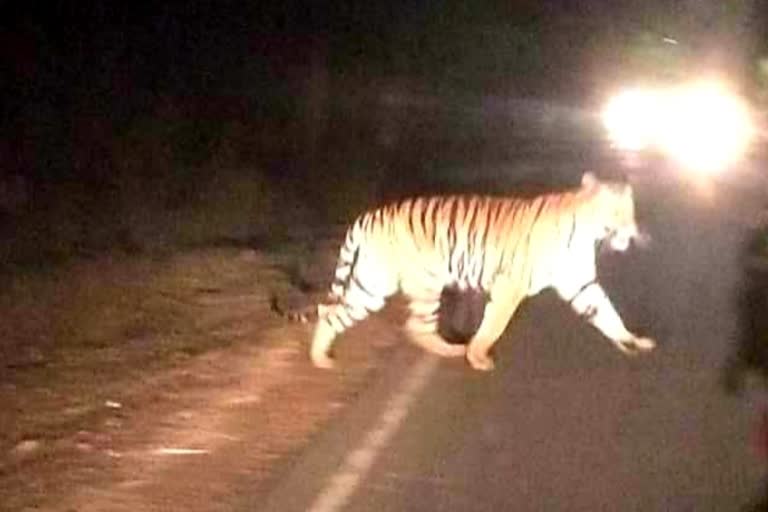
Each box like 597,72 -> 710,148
565,281 -> 656,354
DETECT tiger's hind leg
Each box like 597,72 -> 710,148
405,299 -> 467,358
466,286 -> 525,371
310,304 -> 342,369
311,267 -> 395,368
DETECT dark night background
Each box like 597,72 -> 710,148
0,0 -> 766,269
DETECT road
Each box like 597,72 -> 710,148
256,171 -> 767,511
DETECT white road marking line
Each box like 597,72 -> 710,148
308,355 -> 439,512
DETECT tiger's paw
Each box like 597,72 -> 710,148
616,336 -> 656,355
467,351 -> 495,371
311,353 -> 336,370
633,336 -> 656,352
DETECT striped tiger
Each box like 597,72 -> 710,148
274,172 -> 655,371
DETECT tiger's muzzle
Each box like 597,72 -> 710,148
606,227 -> 651,252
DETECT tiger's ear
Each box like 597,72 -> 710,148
581,172 -> 599,189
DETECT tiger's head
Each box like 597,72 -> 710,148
580,172 -> 645,252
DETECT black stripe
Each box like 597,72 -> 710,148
430,198 -> 442,242
417,198 -> 428,236
407,199 -> 417,236
477,198 -> 492,252
332,276 -> 347,290
464,197 -> 475,230
337,307 -> 355,327
568,279 -> 598,305
490,198 -> 507,236
582,304 -> 598,321
446,197 -> 459,271
566,212 -> 576,248
476,201 -> 493,287
361,212 -> 373,231
350,273 -> 376,301
322,316 -> 336,330
448,196 -> 460,227
465,197 -> 479,240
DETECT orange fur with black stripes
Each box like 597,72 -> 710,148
276,172 -> 655,371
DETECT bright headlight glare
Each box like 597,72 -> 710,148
603,80 -> 755,174
658,82 -> 753,174
602,89 -> 660,151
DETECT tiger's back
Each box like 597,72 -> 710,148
352,192 -> 583,288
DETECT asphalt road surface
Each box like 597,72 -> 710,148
254,171 -> 768,511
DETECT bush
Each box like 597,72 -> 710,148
0,110 -> 299,270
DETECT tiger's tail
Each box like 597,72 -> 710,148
270,219 -> 364,324
269,295 -> 318,323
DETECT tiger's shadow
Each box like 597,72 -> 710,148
437,284 -> 488,345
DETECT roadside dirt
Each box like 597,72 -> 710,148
0,243 -> 402,511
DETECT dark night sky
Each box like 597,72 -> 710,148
1,0 -> 765,146
1,1 -> 763,101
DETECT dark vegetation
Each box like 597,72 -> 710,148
727,222 -> 768,393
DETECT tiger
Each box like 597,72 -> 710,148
273,172 -> 656,371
